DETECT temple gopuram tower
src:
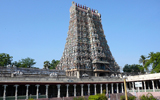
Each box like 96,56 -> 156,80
57,2 -> 120,78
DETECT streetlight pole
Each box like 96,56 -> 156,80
123,76 -> 128,100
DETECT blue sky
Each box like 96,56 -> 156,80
0,0 -> 160,70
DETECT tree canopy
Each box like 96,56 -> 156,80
13,57 -> 36,68
50,59 -> 60,69
123,64 -> 144,74
0,53 -> 13,66
144,52 -> 160,73
43,59 -> 59,69
43,61 -> 50,69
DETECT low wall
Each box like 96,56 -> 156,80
130,92 -> 160,100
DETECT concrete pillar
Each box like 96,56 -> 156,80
45,85 -> 49,98
74,84 -> 76,97
152,80 -> 155,92
132,82 -> 134,92
121,83 -> 124,93
138,87 -> 140,92
35,85 -> 40,99
111,83 -> 113,94
25,84 -> 30,100
95,73 -> 97,77
66,84 -> 69,97
100,84 -> 102,94
14,85 -> 19,100
88,84 -> 90,96
94,84 -> 97,95
3,85 -> 8,100
106,84 -> 108,94
116,83 -> 119,93
81,84 -> 84,96
144,81 -> 146,92
57,84 -> 61,98
76,71 -> 79,78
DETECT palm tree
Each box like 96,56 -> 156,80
43,61 -> 50,69
148,52 -> 154,58
144,52 -> 160,73
139,55 -> 148,71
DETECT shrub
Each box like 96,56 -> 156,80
88,94 -> 108,100
140,93 -> 157,100
27,98 -> 35,100
128,96 -> 136,100
120,95 -> 136,100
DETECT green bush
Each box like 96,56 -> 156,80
120,95 -> 136,100
140,93 -> 157,100
128,96 -> 136,100
88,94 -> 107,100
73,96 -> 88,100
27,98 -> 35,100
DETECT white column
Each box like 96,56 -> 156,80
66,84 -> 69,97
121,83 -> 123,93
138,87 -> 140,92
81,84 -> 84,96
88,84 -> 90,96
57,84 -> 61,98
132,82 -> 134,92
116,83 -> 119,93
94,84 -> 97,95
3,85 -> 8,100
111,83 -> 113,94
106,84 -> 108,94
35,85 -> 40,99
152,80 -> 155,92
45,85 -> 49,98
144,81 -> 146,92
74,84 -> 76,97
25,84 -> 30,100
100,84 -> 102,94
14,85 -> 19,100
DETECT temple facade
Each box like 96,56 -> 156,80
57,2 -> 120,78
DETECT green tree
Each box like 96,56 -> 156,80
139,55 -> 148,71
123,64 -> 144,74
144,52 -> 160,73
12,61 -> 21,67
16,57 -> 36,68
50,59 -> 60,69
0,53 -> 13,66
123,64 -> 132,73
43,61 -> 50,69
